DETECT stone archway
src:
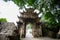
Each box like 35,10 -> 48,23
17,8 -> 42,38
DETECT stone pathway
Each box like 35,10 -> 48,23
26,29 -> 33,38
21,37 -> 60,40
22,29 -> 60,40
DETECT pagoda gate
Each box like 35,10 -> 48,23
17,8 -> 42,38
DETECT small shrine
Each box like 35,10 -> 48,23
17,8 -> 42,38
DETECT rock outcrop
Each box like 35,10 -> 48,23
0,22 -> 16,40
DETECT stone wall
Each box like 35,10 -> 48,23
32,23 -> 42,37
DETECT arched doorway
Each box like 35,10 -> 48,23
26,23 -> 33,38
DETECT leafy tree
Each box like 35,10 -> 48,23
0,18 -> 7,22
4,0 -> 60,32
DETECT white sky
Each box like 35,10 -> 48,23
0,0 -> 19,25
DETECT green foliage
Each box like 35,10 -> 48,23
26,24 -> 32,29
4,0 -> 60,31
12,0 -> 25,9
0,18 -> 7,22
12,0 -> 38,9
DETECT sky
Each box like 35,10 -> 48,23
0,0 -> 19,25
